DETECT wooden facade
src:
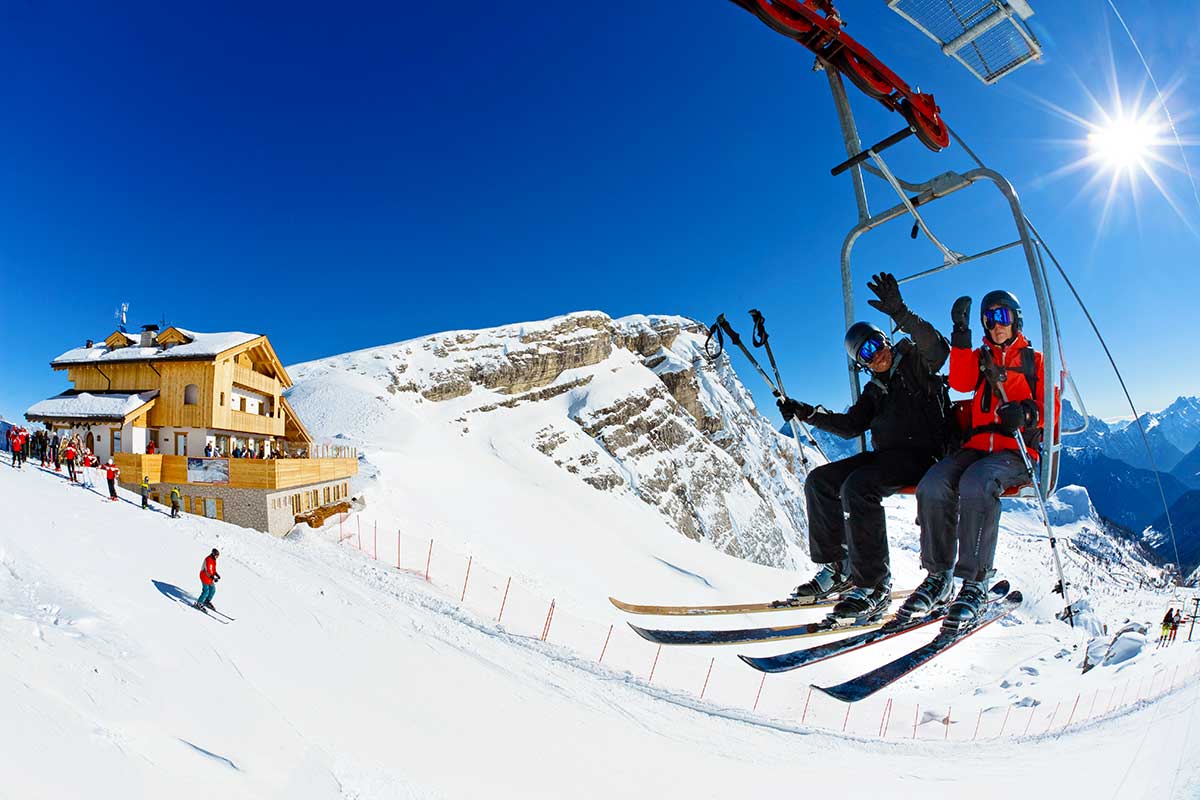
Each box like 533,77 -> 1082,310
58,331 -> 299,440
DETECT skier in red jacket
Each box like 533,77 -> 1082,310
63,442 -> 78,482
195,549 -> 221,610
103,459 -> 121,501
903,290 -> 1048,630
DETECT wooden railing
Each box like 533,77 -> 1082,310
114,453 -> 356,490
229,409 -> 284,436
233,365 -> 278,396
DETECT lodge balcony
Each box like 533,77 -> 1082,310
114,452 -> 357,491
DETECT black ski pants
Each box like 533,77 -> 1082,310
915,448 -> 1029,581
804,449 -> 938,589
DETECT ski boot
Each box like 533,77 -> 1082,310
894,569 -> 954,624
204,601 -> 216,611
941,579 -> 989,634
828,581 -> 892,625
774,561 -> 852,607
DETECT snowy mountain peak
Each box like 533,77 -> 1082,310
287,311 -> 821,569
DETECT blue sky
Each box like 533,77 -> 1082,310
1,0 -> 1198,423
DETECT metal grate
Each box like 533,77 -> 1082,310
887,0 -> 1042,84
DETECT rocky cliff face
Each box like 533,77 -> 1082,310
287,311 -> 820,568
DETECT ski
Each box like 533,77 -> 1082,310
813,589 -> 1023,703
608,589 -> 912,617
205,607 -> 234,621
196,606 -> 230,623
627,615 -> 887,646
738,581 -> 1009,674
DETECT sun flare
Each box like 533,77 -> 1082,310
1087,115 -> 1158,172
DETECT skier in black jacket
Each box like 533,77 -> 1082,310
779,272 -> 952,623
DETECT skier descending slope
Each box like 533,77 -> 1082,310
194,548 -> 221,611
778,273 -> 953,624
909,290 -> 1046,632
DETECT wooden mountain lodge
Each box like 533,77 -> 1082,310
26,324 -> 356,536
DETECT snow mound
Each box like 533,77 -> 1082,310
1046,485 -> 1095,525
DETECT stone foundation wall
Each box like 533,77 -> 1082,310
134,477 -> 349,538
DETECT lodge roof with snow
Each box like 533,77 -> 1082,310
25,390 -> 160,424
51,327 -> 261,367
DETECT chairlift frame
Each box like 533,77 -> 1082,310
824,68 -> 1066,496
726,0 -> 1072,497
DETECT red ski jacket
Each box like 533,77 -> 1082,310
104,464 -> 121,481
200,555 -> 219,585
949,332 -> 1054,459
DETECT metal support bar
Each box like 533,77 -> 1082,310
868,150 -> 964,266
941,6 -> 1011,57
831,126 -> 914,177
896,240 -> 1023,284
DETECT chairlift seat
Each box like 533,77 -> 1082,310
891,400 -> 1040,498
887,0 -> 1042,84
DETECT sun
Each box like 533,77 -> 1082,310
1087,114 -> 1159,172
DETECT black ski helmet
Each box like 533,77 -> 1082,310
980,289 -> 1022,334
844,321 -> 889,366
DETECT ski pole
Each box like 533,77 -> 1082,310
749,309 -> 829,462
991,379 -> 1074,628
705,311 -> 820,465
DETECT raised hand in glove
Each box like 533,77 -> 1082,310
997,401 -> 1036,435
866,272 -> 907,319
777,397 -> 815,424
951,296 -> 972,349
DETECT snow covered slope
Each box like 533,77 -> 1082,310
4,453 -> 1200,799
286,312 -> 823,613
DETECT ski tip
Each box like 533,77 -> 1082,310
626,621 -> 658,643
738,653 -> 768,672
990,579 -> 1010,595
810,682 -> 871,704
1007,590 -> 1023,604
608,596 -> 627,611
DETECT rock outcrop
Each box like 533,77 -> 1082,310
288,311 -> 821,568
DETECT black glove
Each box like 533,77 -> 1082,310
996,401 -> 1035,435
951,296 -> 972,349
777,397 -> 815,423
214,575 -> 220,583
866,272 -> 907,319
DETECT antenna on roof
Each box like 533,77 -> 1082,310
114,302 -> 129,333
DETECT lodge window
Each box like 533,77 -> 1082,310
183,384 -> 199,405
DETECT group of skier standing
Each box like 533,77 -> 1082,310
779,274 -> 1046,632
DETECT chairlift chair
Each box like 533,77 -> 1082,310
727,0 -> 1079,500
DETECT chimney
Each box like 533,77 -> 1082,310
139,323 -> 160,348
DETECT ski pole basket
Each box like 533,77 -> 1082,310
887,0 -> 1042,85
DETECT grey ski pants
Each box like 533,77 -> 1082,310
915,448 -> 1030,581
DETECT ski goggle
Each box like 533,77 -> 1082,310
856,336 -> 886,365
982,306 -> 1014,329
